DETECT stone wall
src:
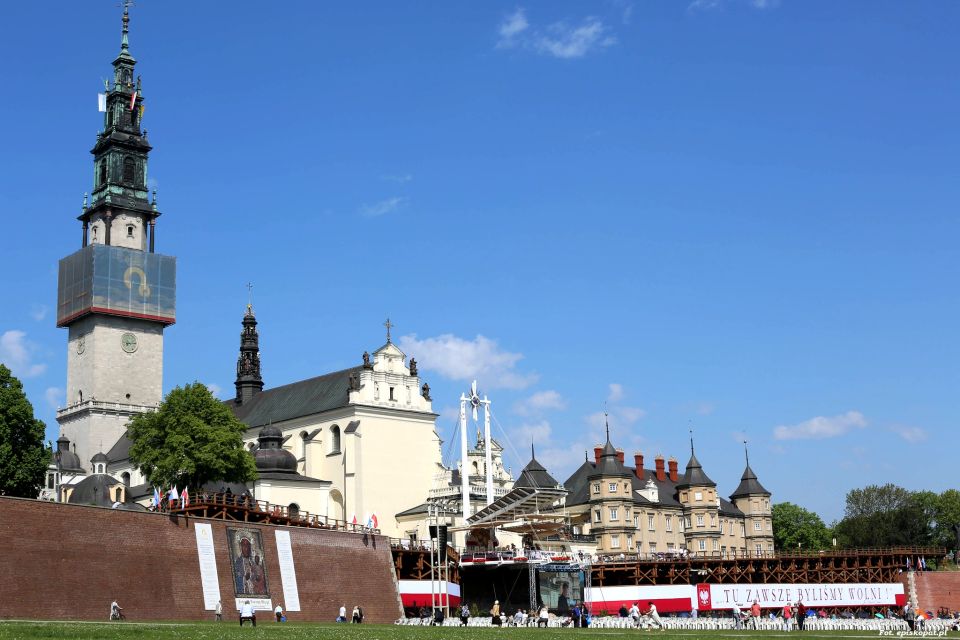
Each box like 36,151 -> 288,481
0,497 -> 402,622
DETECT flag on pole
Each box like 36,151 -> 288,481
365,514 -> 373,529
98,93 -> 107,112
182,487 -> 190,508
371,513 -> 378,529
351,514 -> 357,525
169,486 -> 180,502
129,90 -> 137,111
152,486 -> 161,507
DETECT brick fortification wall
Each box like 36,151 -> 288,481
0,497 -> 402,622
915,571 -> 960,613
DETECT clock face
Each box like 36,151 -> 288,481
76,336 -> 86,355
121,332 -> 138,353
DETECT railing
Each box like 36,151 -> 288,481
429,485 -> 510,499
56,398 -> 158,418
161,491 -> 379,535
592,546 -> 947,564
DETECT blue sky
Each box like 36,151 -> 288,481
1,1 -> 957,523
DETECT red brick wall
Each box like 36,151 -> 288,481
0,497 -> 402,622
914,571 -> 960,613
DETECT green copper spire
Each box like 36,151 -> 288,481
114,1 -> 136,68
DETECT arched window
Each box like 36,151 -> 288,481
123,157 -> 135,184
121,472 -> 130,487
115,488 -> 123,502
330,425 -> 341,454
288,503 -> 300,518
300,431 -> 309,459
99,162 -> 107,186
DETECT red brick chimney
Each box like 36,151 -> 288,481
668,457 -> 679,482
633,452 -> 644,479
615,448 -> 625,465
593,444 -> 603,464
655,455 -> 666,482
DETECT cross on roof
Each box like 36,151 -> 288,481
384,317 -> 393,343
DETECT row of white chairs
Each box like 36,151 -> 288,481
396,615 -> 958,632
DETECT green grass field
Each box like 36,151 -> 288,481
0,623 -> 954,640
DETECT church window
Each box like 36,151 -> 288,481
330,425 -> 341,454
78,390 -> 83,403
99,162 -> 107,186
609,507 -> 618,521
697,514 -> 705,527
389,386 -> 395,401
610,534 -> 620,549
608,482 -> 617,493
123,157 -> 135,184
121,472 -> 130,487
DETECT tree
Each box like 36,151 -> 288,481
128,382 -> 257,489
0,364 -> 49,497
771,502 -> 832,551
835,484 -> 934,548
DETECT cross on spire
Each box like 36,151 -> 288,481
689,426 -> 695,456
384,317 -> 393,343
743,439 -> 750,467
246,282 -> 254,313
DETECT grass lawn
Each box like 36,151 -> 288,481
0,623 -> 954,640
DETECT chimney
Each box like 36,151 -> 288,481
593,444 -> 603,464
615,448 -> 625,465
633,452 -> 644,479
668,457 -> 679,482
655,455 -> 666,482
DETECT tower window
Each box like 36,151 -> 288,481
127,226 -> 134,238
99,162 -> 107,186
330,425 -> 341,454
121,472 -> 130,487
389,386 -> 395,401
123,157 -> 135,184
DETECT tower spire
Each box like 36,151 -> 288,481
743,439 -> 750,467
120,1 -> 131,53
235,300 -> 264,404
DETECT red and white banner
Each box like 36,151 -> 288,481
702,583 -> 905,610
585,582 -> 904,613
398,579 -> 461,607
585,584 -> 695,614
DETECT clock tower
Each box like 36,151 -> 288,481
55,5 -> 176,472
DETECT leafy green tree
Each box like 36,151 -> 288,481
0,364 -> 49,497
835,484 -> 934,548
933,489 -> 960,549
772,502 -> 833,551
128,382 -> 257,489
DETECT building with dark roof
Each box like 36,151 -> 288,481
541,432 -> 773,557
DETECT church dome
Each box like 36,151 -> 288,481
68,474 -> 122,507
52,435 -> 84,474
91,452 -> 109,463
253,426 -> 297,473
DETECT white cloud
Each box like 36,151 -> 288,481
515,420 -> 553,445
205,383 -> 223,398
497,8 -> 530,48
607,383 -> 624,403
688,0 -> 779,12
45,386 -> 64,410
890,425 -> 927,444
535,18 -> 617,59
0,330 -> 47,378
30,305 -> 48,322
398,333 -> 538,390
514,390 -> 567,416
586,406 -> 646,429
359,196 -> 408,217
496,9 -> 616,59
772,411 -> 867,441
